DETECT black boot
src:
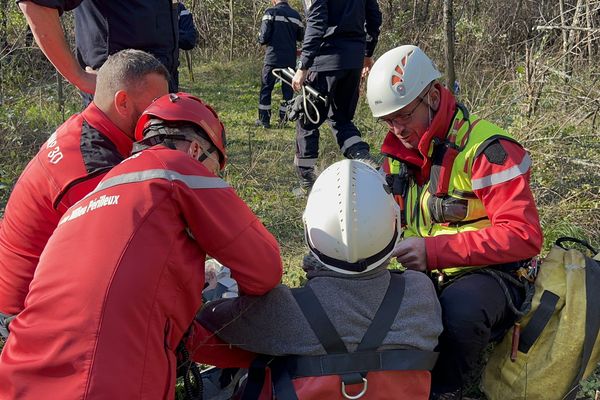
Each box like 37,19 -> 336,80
256,109 -> 271,128
346,143 -> 380,170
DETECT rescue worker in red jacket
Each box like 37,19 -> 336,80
196,159 -> 443,400
0,92 -> 283,399
0,49 -> 169,338
366,45 -> 543,399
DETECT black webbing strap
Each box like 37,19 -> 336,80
241,355 -> 273,400
518,290 -> 560,353
564,255 -> 600,400
305,228 -> 399,273
285,349 -> 439,377
291,286 -> 348,354
357,272 -> 406,351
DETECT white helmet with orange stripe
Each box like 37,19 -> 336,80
367,45 -> 441,118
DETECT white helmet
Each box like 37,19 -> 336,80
303,159 -> 402,275
367,45 -> 441,118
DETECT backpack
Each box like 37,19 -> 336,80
241,272 -> 438,400
482,237 -> 600,400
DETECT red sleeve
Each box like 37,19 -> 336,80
186,320 -> 255,368
175,171 -> 283,296
425,140 -> 543,269
60,173 -> 105,212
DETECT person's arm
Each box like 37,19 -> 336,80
18,1 -> 96,94
425,140 -> 543,269
361,0 -> 381,79
258,10 -> 274,46
175,173 -> 283,296
187,320 -> 256,368
193,286 -> 312,356
364,0 -> 381,59
296,0 -> 327,72
178,3 -> 198,50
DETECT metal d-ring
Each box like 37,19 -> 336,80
341,377 -> 368,399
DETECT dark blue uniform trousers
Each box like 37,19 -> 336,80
431,270 -> 525,395
294,68 -> 369,171
259,64 -> 294,124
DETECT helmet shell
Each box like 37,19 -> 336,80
367,45 -> 441,118
303,159 -> 401,275
135,93 -> 227,170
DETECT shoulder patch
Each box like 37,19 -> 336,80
483,141 -> 507,165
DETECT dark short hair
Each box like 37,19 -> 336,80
96,49 -> 169,96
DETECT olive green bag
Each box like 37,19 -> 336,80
482,237 -> 600,400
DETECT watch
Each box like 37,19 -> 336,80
296,59 -> 308,71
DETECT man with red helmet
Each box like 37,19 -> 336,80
0,49 -> 169,338
0,93 -> 283,399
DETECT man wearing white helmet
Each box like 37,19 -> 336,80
366,45 -> 543,399
195,159 -> 443,399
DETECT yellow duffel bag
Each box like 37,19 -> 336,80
482,237 -> 600,400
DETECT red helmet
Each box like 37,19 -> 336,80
135,93 -> 227,169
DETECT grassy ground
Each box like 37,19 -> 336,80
1,56 -> 599,398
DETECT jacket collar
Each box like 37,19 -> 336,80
380,84 -> 457,184
81,103 -> 134,157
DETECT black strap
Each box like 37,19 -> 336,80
285,349 -> 439,378
291,286 -> 348,354
556,237 -> 599,255
564,255 -> 600,400
518,290 -> 560,353
241,355 -> 273,400
357,272 -> 405,351
305,227 -> 398,273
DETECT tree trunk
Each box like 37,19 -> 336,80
558,0 -> 570,82
585,0 -> 593,64
229,0 -> 234,62
443,0 -> 456,93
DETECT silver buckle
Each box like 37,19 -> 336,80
341,377 -> 368,399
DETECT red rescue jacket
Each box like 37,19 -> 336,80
0,146 -> 283,399
0,103 -> 133,314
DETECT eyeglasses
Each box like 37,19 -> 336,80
379,84 -> 432,126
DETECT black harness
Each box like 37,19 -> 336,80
242,272 -> 438,400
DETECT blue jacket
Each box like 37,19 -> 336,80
298,0 -> 382,72
178,2 -> 198,51
23,0 -> 180,92
259,1 -> 304,67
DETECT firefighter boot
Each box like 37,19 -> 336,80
346,143 -> 380,170
255,108 -> 271,129
293,166 -> 317,197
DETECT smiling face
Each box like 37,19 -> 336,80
380,83 -> 441,150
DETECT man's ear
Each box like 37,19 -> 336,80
113,90 -> 129,117
429,85 -> 442,112
188,140 -> 202,159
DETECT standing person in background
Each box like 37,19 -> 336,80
366,45 -> 543,399
18,0 -> 181,105
0,49 -> 169,338
0,93 -> 283,399
174,1 -> 199,89
291,0 -> 382,191
256,0 -> 304,129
